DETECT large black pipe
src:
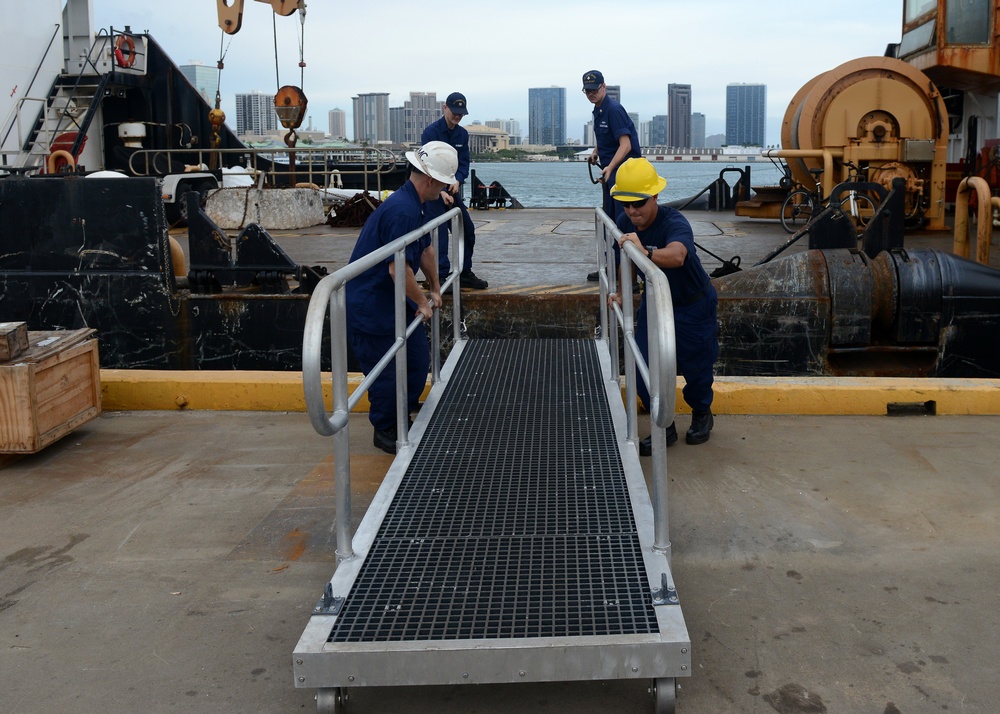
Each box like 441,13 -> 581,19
715,248 -> 1000,378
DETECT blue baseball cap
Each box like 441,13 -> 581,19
445,92 -> 468,115
582,70 -> 604,90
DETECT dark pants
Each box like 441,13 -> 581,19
635,286 -> 719,415
601,166 -> 625,222
427,194 -> 476,275
347,325 -> 429,433
599,168 -> 624,274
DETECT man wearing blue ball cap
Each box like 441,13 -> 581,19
583,69 -> 641,281
421,91 -> 488,290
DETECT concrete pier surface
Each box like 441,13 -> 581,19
1,409 -> 998,713
3,205 -> 999,713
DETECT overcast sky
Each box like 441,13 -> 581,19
93,0 -> 905,145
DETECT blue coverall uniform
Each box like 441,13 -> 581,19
421,116 -> 476,275
594,96 -> 641,221
346,180 -> 432,433
616,205 -> 719,414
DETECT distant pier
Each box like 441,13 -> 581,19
643,146 -> 771,162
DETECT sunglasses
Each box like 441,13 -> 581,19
623,197 -> 651,209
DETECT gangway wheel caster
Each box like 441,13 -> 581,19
316,687 -> 345,713
652,677 -> 677,714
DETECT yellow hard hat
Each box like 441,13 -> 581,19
611,158 -> 667,201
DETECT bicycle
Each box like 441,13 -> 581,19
780,162 -> 878,236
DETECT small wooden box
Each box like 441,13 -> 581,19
0,322 -> 29,361
0,329 -> 102,454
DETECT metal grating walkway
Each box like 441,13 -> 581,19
294,337 -> 690,696
328,339 -> 658,643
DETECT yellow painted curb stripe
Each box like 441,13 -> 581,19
712,376 -> 1000,416
99,370 -> 1000,416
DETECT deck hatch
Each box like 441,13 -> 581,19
328,339 -> 658,643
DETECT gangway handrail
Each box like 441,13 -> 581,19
593,207 -> 678,556
302,206 -> 463,560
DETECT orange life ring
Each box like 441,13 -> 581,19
46,149 -> 75,174
114,34 -> 136,68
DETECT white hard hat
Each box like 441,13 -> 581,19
405,141 -> 458,184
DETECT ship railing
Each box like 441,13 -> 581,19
594,207 -> 678,558
0,20 -> 65,168
301,206 -> 463,561
0,97 -> 49,169
127,145 -> 402,193
1,29 -> 121,171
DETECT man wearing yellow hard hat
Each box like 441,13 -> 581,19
608,157 -> 719,453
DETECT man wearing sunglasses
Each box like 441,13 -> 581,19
583,70 -> 641,282
608,158 -> 719,453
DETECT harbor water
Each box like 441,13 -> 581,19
468,160 -> 786,208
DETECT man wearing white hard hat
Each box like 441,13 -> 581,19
346,140 -> 459,454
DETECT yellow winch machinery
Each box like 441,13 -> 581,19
775,56 -> 949,230
770,1 -> 1000,232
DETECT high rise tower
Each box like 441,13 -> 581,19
179,62 -> 219,106
528,87 -> 566,145
667,84 -> 692,148
726,83 -> 766,146
352,92 -> 390,144
235,91 -> 278,136
328,108 -> 346,139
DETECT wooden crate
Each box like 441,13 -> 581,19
0,330 -> 102,454
0,322 -> 29,361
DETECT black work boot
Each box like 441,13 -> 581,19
372,427 -> 397,454
686,410 -> 714,445
460,270 -> 488,289
639,422 -> 678,456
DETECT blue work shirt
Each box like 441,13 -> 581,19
593,96 -> 640,168
346,180 -> 430,335
421,116 -> 470,185
616,205 -> 711,305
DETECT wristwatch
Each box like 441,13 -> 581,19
645,245 -> 656,260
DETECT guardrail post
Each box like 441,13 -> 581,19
594,209 -> 677,558
954,176 -> 993,265
301,207 -> 461,564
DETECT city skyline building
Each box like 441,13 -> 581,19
606,85 -> 621,104
225,81 -> 749,147
389,106 -> 406,144
528,87 -> 566,146
726,83 -> 767,146
639,120 -> 651,147
352,92 -> 390,144
668,84 -> 692,148
235,90 -> 278,136
405,92 -> 439,144
179,61 -> 219,106
486,118 -> 522,145
691,112 -> 706,148
328,108 -> 346,139
651,115 -> 668,146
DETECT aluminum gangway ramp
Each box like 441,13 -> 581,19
294,338 -> 690,713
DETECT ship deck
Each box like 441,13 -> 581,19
225,204 -> 998,290
2,206 -> 999,713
